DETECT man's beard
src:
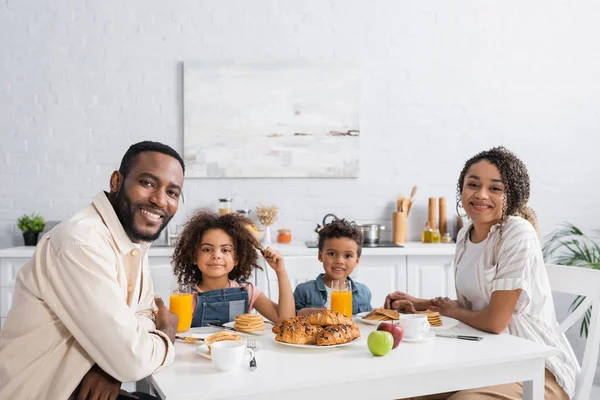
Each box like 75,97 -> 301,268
114,189 -> 172,242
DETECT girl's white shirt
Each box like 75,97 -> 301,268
454,216 -> 579,398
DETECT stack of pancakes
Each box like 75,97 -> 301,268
205,331 -> 241,355
362,308 -> 400,321
234,313 -> 266,333
417,310 -> 442,327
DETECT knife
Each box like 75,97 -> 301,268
207,323 -> 263,336
175,335 -> 205,342
436,334 -> 483,341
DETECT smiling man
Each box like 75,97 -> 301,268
0,141 -> 184,400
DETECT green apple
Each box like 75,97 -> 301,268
367,330 -> 394,356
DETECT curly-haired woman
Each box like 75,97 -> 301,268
385,147 -> 578,399
172,211 -> 295,327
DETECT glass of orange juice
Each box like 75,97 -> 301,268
169,283 -> 193,333
330,279 -> 353,318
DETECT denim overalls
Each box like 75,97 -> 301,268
191,287 -> 249,327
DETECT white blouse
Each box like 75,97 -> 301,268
454,216 -> 579,398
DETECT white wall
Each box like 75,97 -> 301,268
1,0 -> 600,378
2,0 -> 599,248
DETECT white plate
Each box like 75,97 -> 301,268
430,316 -> 460,331
403,330 -> 436,343
273,336 -> 360,349
355,311 -> 398,326
195,343 -> 262,360
222,322 -> 269,335
196,344 -> 212,359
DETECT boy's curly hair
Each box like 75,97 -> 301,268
317,218 -> 364,257
457,146 -> 538,235
172,210 -> 263,286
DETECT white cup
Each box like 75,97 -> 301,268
211,341 -> 255,372
399,314 -> 430,339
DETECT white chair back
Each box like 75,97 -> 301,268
263,255 -> 322,300
546,264 -> 600,400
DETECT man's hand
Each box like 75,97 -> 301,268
154,296 -> 178,342
384,291 -> 419,309
389,299 -> 417,314
76,364 -> 121,400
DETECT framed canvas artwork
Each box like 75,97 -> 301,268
183,61 -> 360,178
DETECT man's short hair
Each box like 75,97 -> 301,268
118,141 -> 185,177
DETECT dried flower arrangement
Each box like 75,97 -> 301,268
255,204 -> 278,227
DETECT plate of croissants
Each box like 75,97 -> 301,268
272,310 -> 361,348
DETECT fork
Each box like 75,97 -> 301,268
247,338 -> 257,371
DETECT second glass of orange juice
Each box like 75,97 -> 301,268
169,284 -> 193,332
330,279 -> 353,318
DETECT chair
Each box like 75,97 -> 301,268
546,264 -> 600,400
262,255 -> 322,300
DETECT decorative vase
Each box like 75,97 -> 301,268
23,232 -> 40,246
262,226 -> 272,245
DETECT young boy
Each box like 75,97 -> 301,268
294,219 -> 373,316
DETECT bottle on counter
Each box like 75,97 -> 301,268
218,198 -> 233,216
432,229 -> 441,244
421,221 -> 433,244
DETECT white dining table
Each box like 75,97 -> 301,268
138,321 -> 558,400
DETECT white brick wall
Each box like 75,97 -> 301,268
1,0 -> 599,247
1,0 -> 600,375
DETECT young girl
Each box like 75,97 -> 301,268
171,211 -> 295,327
385,147 -> 578,400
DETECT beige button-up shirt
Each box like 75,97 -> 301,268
0,192 -> 174,400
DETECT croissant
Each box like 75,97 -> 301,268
316,323 -> 361,346
303,310 -> 354,326
272,316 -> 305,334
275,321 -> 323,345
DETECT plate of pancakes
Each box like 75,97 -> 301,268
196,330 -> 242,359
223,313 -> 270,335
416,310 -> 459,331
356,308 -> 400,325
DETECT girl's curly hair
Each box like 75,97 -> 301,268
456,146 -> 538,235
172,210 -> 263,286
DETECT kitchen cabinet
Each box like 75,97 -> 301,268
352,255 -> 407,307
406,255 -> 456,300
0,256 -> 27,328
0,243 -> 456,326
258,243 -> 456,308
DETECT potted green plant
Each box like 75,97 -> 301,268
17,213 -> 46,246
543,223 -> 600,337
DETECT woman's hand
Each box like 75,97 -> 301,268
430,297 -> 461,318
262,247 -> 285,272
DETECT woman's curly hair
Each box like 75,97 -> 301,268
172,210 -> 263,286
318,218 -> 364,257
456,146 -> 538,234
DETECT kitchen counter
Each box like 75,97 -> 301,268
0,242 -> 456,258
0,242 -> 457,327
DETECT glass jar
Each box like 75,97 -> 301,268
441,232 -> 453,243
218,198 -> 233,216
236,209 -> 251,218
277,229 -> 292,244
